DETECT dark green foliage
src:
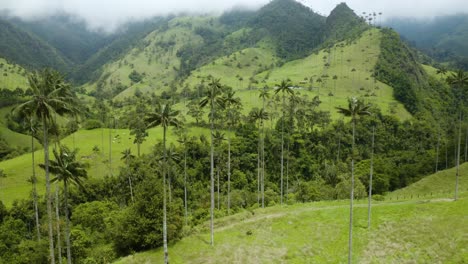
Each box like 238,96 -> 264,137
325,3 -> 368,42
249,0 -> 326,60
375,29 -> 429,114
82,119 -> 103,130
9,15 -> 115,65
71,17 -> 168,84
128,70 -> 143,83
0,18 -> 70,71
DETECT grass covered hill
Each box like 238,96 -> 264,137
114,163 -> 468,263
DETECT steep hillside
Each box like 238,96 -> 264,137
0,18 -> 70,71
0,57 -> 28,90
325,3 -> 368,42
249,0 -> 326,60
387,15 -> 468,70
10,15 -> 115,65
83,16 -> 210,99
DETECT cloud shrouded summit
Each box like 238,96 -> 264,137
1,0 -> 468,32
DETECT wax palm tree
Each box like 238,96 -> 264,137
199,77 -> 225,246
223,90 -> 241,214
121,149 -> 135,203
274,80 -> 293,205
446,70 -> 468,200
336,97 -> 371,264
13,69 -> 79,264
259,87 -> 270,208
41,145 -> 88,264
249,108 -> 269,206
177,133 -> 190,225
145,102 -> 180,264
213,131 -> 226,210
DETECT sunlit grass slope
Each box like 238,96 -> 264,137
113,164 -> 468,263
0,106 -> 41,151
115,198 -> 467,263
0,57 -> 29,90
182,28 -> 410,120
0,126 -> 212,206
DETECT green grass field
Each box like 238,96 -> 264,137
114,164 -> 468,263
0,57 -> 29,90
0,126 -> 213,206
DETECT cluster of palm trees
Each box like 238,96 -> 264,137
13,68 -> 85,264
10,65 -> 465,264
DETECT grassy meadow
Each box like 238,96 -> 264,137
114,163 -> 468,263
0,126 -> 213,206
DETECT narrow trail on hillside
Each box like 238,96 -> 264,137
214,197 -> 457,232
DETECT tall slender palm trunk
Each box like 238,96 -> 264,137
55,185 -> 62,264
348,119 -> 356,264
435,129 -> 440,172
184,149 -> 188,225
280,95 -> 285,205
64,181 -> 72,264
210,108 -> 215,246
367,126 -> 375,229
31,134 -> 41,240
455,113 -> 462,201
43,117 -> 56,264
163,127 -> 169,264
227,136 -> 231,214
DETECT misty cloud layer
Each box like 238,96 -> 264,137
1,0 -> 468,32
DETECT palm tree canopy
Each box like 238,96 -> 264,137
40,146 -> 88,189
249,108 -> 269,124
446,70 -> 468,90
146,103 -> 181,130
199,78 -> 226,110
274,80 -> 294,96
336,97 -> 372,120
259,88 -> 270,100
121,149 -> 135,163
13,69 -> 80,123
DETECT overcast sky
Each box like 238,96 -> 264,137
1,0 -> 467,31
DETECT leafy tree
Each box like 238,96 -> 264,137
41,145 -> 88,264
12,68 -> 80,264
145,102 -> 180,264
336,97 -> 371,264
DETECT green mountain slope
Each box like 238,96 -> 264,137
0,57 -> 28,90
0,18 -> 70,71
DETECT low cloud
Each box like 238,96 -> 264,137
1,0 -> 468,32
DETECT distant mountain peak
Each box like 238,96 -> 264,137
325,2 -> 367,40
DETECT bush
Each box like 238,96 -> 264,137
83,119 -> 103,130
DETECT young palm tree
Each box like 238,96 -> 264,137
13,69 -> 79,264
274,80 -> 293,205
146,102 -> 180,264
446,70 -> 468,201
199,78 -> 225,246
121,149 -> 135,203
41,145 -> 88,264
336,97 -> 371,264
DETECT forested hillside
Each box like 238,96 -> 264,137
0,0 -> 467,263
